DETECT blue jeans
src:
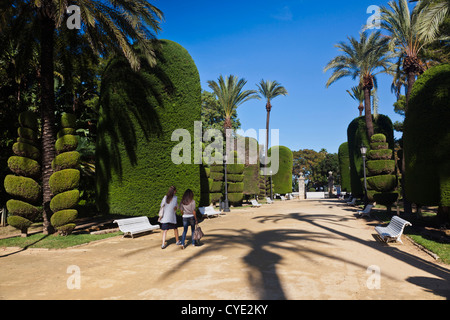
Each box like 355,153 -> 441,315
181,217 -> 196,245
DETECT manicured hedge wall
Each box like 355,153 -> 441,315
347,115 -> 394,197
338,142 -> 351,192
404,64 -> 450,220
96,40 -> 202,218
268,146 -> 293,194
241,137 -> 260,196
227,151 -> 244,206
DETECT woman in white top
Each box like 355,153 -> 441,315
179,189 -> 198,249
160,186 -> 180,249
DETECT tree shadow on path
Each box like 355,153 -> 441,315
256,212 -> 450,299
156,210 -> 450,299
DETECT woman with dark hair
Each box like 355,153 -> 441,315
179,189 -> 198,249
159,186 -> 180,249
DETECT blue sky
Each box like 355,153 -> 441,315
154,0 -> 404,154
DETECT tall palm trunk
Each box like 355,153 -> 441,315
401,56 -> 421,216
264,101 -> 272,196
39,13 -> 56,234
405,71 -> 416,110
401,70 -> 416,216
223,117 -> 232,212
363,88 -> 374,138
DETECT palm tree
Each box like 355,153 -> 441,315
256,79 -> 288,158
411,0 -> 449,42
379,0 -> 448,216
346,86 -> 365,116
8,0 -> 163,233
378,0 -> 448,108
324,31 -> 392,138
207,75 -> 258,211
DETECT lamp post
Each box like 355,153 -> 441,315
360,145 -> 368,206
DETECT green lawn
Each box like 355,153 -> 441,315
406,234 -> 450,264
368,205 -> 450,265
0,232 -> 122,249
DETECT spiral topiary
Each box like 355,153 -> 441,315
365,133 -> 398,213
49,113 -> 80,235
4,111 -> 41,237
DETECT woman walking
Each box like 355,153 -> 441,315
160,186 -> 181,249
179,189 -> 198,249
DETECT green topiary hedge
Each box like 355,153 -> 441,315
226,151 -> 244,206
268,146 -> 293,194
96,40 -> 202,217
4,111 -> 41,236
49,113 -> 80,235
338,142 -> 351,192
365,133 -> 398,212
241,137 -> 260,197
404,64 -> 450,222
347,115 -> 395,197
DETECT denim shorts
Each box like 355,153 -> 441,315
161,223 -> 177,230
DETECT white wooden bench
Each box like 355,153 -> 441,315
347,198 -> 356,206
358,204 -> 374,217
251,200 -> 261,207
266,197 -> 274,204
280,196 -> 287,201
199,206 -> 221,218
113,216 -> 160,238
375,216 -> 412,244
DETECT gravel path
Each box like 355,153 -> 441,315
1,198 -> 449,300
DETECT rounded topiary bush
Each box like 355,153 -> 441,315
366,175 -> 397,192
57,128 -> 76,139
4,111 -> 41,236
50,209 -> 78,228
366,160 -> 396,176
268,145 -> 293,194
6,199 -> 40,221
12,142 -> 40,161
4,175 -> 41,203
49,113 -> 80,235
370,134 -> 386,143
7,156 -> 40,179
60,113 -> 77,128
51,151 -> 80,171
49,169 -> 80,195
7,215 -> 32,231
18,127 -> 37,141
96,40 -> 202,216
368,149 -> 392,160
50,189 -> 80,214
55,135 -> 78,154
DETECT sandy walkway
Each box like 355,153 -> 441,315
1,198 -> 449,300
